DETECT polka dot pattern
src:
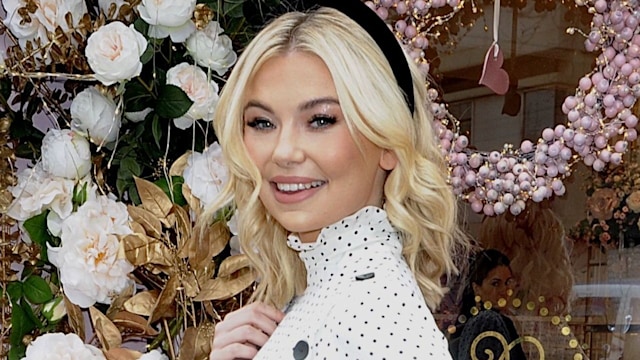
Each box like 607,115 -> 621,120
255,206 -> 451,359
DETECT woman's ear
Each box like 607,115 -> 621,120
379,149 -> 398,171
472,283 -> 480,297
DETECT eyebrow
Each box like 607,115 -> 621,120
243,97 -> 340,113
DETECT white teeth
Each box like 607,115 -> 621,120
276,181 -> 324,192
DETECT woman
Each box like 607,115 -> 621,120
207,1 -> 468,358
450,249 -> 527,360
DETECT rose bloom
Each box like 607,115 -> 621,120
587,188 -> 620,221
71,86 -> 122,145
137,0 -> 196,42
599,231 -> 611,245
4,0 -> 86,59
41,129 -> 92,180
48,195 -> 134,308
6,164 -> 75,222
166,63 -> 219,129
183,142 -> 228,209
86,21 -> 147,85
139,349 -> 169,360
626,190 -> 640,212
22,333 -> 105,360
185,21 -> 237,76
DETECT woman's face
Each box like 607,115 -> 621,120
472,265 -> 514,308
242,51 -> 396,243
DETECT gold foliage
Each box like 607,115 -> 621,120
64,295 -> 85,342
194,268 -> 255,302
90,306 -> 122,351
148,275 -> 178,324
134,176 -> 173,219
124,290 -> 159,317
178,323 -> 214,360
104,348 -> 141,360
122,233 -> 174,268
112,311 -> 159,337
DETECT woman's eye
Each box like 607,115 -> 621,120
246,118 -> 274,130
309,115 -> 337,129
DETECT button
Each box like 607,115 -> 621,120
293,340 -> 309,359
355,272 -> 375,281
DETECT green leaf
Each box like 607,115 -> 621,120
23,275 -> 53,304
140,42 -> 154,64
21,300 -> 43,328
8,342 -> 26,360
9,302 -> 36,346
23,212 -> 51,248
118,157 -> 142,181
73,182 -> 89,206
124,80 -> 153,112
155,84 -> 193,119
7,282 -> 23,302
134,18 -> 150,37
152,114 -> 162,149
155,176 -> 187,206
224,0 -> 246,18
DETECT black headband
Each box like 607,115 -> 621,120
317,0 -> 416,114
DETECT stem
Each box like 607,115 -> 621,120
163,319 -> 176,359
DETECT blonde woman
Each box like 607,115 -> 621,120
207,1 -> 468,358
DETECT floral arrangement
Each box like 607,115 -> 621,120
1,0 -> 640,359
569,140 -> 640,249
0,1 -> 264,359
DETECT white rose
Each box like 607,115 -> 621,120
6,164 -> 76,221
2,0 -> 48,49
41,129 -> 92,180
626,191 -> 640,212
86,21 -> 147,85
33,0 -> 87,34
227,211 -> 242,256
71,86 -> 122,145
22,333 -> 105,360
186,21 -> 237,76
183,143 -> 228,209
98,0 -> 129,18
139,349 -> 169,360
125,107 -> 153,123
48,195 -> 133,308
137,0 -> 196,42
166,63 -> 219,129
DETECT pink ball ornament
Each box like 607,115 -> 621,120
532,188 -> 547,202
579,77 -> 592,91
593,158 -> 605,171
483,204 -> 495,216
627,128 -> 638,141
610,152 -> 622,165
509,203 -> 523,216
487,189 -> 498,201
496,159 -> 509,173
396,1 -> 407,14
489,151 -> 501,163
584,154 -> 596,166
614,140 -> 628,153
493,202 -> 506,215
595,134 -> 608,149
465,172 -> 477,186
471,200 -> 484,213
560,147 -> 573,161
625,114 -> 638,128
542,128 -> 555,142
394,19 -> 407,33
520,140 -> 534,153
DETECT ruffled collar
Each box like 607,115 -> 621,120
287,206 -> 401,284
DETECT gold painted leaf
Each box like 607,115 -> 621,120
182,272 -> 199,298
106,283 -> 134,319
129,221 -> 146,235
90,306 -> 122,351
188,221 -> 230,271
64,295 -> 85,341
181,184 -> 201,217
170,151 -> 191,177
178,323 -> 215,360
173,204 -> 192,250
134,176 -> 172,218
104,348 -> 141,360
124,290 -> 159,317
112,311 -> 159,336
194,268 -> 256,302
149,275 -> 178,324
122,233 -> 174,267
218,254 -> 250,278
127,205 -> 163,238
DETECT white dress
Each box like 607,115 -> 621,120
255,206 -> 452,360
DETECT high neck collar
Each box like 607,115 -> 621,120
287,206 -> 402,285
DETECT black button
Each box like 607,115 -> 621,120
355,272 -> 375,281
293,340 -> 309,359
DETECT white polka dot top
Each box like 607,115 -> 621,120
254,206 -> 452,360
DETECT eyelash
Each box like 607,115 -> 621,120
245,115 -> 338,131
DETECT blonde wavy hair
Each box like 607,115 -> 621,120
204,7 -> 468,310
477,202 -> 574,314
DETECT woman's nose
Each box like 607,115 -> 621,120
272,126 -> 304,167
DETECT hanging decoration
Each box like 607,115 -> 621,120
367,0 -> 640,216
478,0 -> 510,95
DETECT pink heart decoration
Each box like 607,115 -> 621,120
479,44 -> 510,95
